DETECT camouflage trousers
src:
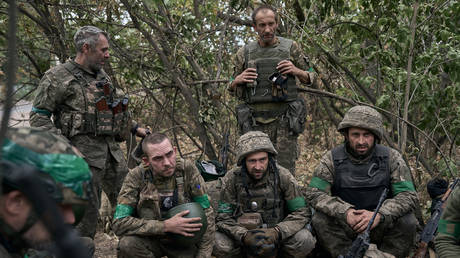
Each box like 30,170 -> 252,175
243,117 -> 299,176
311,210 -> 417,258
117,235 -> 197,258
76,152 -> 128,238
213,228 -> 316,258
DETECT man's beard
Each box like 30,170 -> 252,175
345,141 -> 375,160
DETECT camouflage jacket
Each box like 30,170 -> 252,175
306,145 -> 418,224
112,158 -> 215,258
30,61 -> 132,169
228,37 -> 314,95
216,164 -> 310,242
435,185 -> 460,258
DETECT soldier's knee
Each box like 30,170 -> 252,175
213,231 -> 241,258
282,228 -> 316,256
393,213 -> 417,235
118,236 -> 146,256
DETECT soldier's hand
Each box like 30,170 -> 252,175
243,229 -> 278,257
232,68 -> 257,89
351,209 -> 381,233
163,210 -> 202,236
346,208 -> 361,228
277,60 -> 302,76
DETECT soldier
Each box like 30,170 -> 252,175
0,127 -> 94,257
435,185 -> 460,258
112,133 -> 215,258
228,5 -> 315,175
29,25 -> 148,238
215,131 -> 316,257
305,106 -> 418,258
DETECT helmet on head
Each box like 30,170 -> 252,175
338,106 -> 384,142
1,127 -> 92,218
165,202 -> 208,246
236,131 -> 277,166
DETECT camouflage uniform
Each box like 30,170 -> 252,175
435,185 -> 460,258
215,131 -> 316,257
305,106 -> 418,258
112,158 -> 215,258
30,60 -> 132,238
229,37 -> 314,175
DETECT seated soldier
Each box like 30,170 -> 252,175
0,127 -> 94,257
215,131 -> 316,258
112,133 -> 215,258
306,106 -> 418,258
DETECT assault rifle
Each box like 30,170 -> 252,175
412,178 -> 460,258
338,188 -> 389,258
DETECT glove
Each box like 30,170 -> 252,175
242,227 -> 280,257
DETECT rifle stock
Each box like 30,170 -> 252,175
412,178 -> 460,258
338,188 -> 389,258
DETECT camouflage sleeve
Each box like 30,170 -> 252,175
378,149 -> 418,222
112,166 -> 166,237
290,41 -> 315,86
276,167 -> 310,240
184,160 -> 215,258
216,169 -> 249,243
227,46 -> 246,94
29,71 -> 66,134
435,186 -> 460,258
305,151 -> 353,222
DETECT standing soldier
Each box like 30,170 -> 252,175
228,5 -> 315,175
0,127 -> 94,257
112,133 -> 215,258
29,26 -> 147,238
215,131 -> 316,257
435,185 -> 460,258
306,106 -> 418,258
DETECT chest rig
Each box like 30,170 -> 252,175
56,62 -> 129,138
234,168 -> 284,227
137,165 -> 188,220
331,144 -> 391,210
242,37 -> 298,103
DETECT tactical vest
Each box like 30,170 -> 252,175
56,62 -> 129,138
331,144 -> 391,210
243,37 -> 298,103
234,168 -> 284,227
137,162 -> 187,220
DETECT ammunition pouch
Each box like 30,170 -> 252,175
286,98 -> 307,135
236,103 -> 254,134
237,212 -> 263,230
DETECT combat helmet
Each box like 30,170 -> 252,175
338,105 -> 383,141
165,202 -> 208,246
1,127 -> 92,221
236,131 -> 277,165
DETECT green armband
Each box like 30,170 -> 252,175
392,181 -> 416,195
32,107 -> 52,117
309,177 -> 331,192
287,197 -> 306,212
438,219 -> 460,239
113,204 -> 134,220
218,201 -> 233,213
193,194 -> 210,209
